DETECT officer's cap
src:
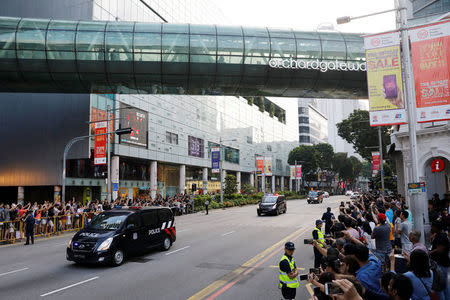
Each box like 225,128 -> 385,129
285,241 -> 295,250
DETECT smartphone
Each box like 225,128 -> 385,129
309,268 -> 320,275
394,248 -> 402,255
299,274 -> 308,281
383,74 -> 398,99
324,282 -> 344,295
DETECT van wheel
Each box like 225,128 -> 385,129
112,249 -> 124,266
161,236 -> 172,251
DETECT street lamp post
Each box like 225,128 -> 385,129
337,0 -> 424,241
61,128 -> 132,203
378,127 -> 386,195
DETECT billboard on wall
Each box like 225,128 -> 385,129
410,20 -> 450,123
188,136 -> 204,158
364,32 -> 407,126
120,106 -> 148,147
256,157 -> 264,175
94,121 -> 107,165
264,157 -> 273,176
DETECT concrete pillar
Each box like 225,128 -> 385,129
237,171 -> 241,193
150,161 -> 157,199
289,178 -> 292,191
202,167 -> 208,194
17,186 -> 24,205
250,173 -> 254,187
179,165 -> 186,195
271,176 -> 275,193
261,174 -> 265,193
111,156 -> 120,201
281,176 -> 285,191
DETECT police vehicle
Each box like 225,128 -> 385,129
66,206 -> 176,266
257,194 -> 286,216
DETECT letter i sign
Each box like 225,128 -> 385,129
431,159 -> 444,173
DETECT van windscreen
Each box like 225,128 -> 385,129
87,213 -> 128,230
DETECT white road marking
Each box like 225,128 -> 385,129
0,267 -> 29,277
221,231 -> 235,236
177,229 -> 189,233
40,276 -> 99,297
165,246 -> 190,256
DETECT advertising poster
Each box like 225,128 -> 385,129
290,166 -> 295,179
94,121 -> 107,165
296,165 -> 302,178
410,20 -> 450,123
188,136 -> 204,158
264,157 -> 272,176
371,151 -> 381,177
211,147 -> 220,173
364,32 -> 407,126
120,106 -> 148,147
256,157 -> 264,175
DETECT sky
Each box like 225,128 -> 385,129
213,0 -> 397,35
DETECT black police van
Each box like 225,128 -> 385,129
257,194 -> 286,216
67,206 -> 176,266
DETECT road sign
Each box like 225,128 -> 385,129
407,182 -> 426,194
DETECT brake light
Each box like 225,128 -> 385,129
129,206 -> 141,210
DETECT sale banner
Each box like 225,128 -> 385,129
94,121 -> 107,165
410,20 -> 450,123
256,157 -> 264,175
371,151 -> 381,177
364,32 -> 407,126
264,157 -> 272,176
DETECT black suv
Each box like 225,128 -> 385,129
307,191 -> 323,204
67,207 -> 176,266
257,194 -> 287,216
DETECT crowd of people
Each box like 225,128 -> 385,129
301,191 -> 449,300
0,192 -> 195,244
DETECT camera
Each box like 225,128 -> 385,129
325,282 -> 344,295
304,238 -> 314,245
309,268 -> 320,275
299,274 -> 309,281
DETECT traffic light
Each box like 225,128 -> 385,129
192,183 -> 197,192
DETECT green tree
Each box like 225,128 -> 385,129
349,156 -> 363,183
360,161 -> 372,179
288,145 -> 318,189
314,143 -> 334,171
224,174 -> 237,194
336,110 -> 390,161
373,162 -> 397,191
269,103 -> 275,117
241,183 -> 255,195
257,96 -> 265,112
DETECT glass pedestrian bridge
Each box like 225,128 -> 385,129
0,17 -> 367,98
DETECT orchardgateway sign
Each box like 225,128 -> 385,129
268,57 -> 367,72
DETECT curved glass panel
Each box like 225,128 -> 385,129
190,24 -> 215,35
270,38 -> 295,58
48,20 -> 77,30
244,36 -> 270,57
134,32 -> 161,53
296,38 -> 321,59
162,23 -> 188,34
76,30 -> 104,52
134,22 -> 161,33
242,27 -> 269,37
162,33 -> 189,54
216,26 -> 242,36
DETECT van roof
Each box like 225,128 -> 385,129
109,206 -> 172,213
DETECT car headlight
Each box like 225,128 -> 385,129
97,237 -> 113,251
272,204 -> 277,209
314,197 -> 318,200
67,239 -> 72,249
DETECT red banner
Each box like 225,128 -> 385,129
296,165 -> 302,178
410,20 -> 450,123
372,151 -> 381,177
94,121 -> 107,165
256,157 -> 264,175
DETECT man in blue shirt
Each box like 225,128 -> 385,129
352,244 -> 390,300
385,203 -> 394,224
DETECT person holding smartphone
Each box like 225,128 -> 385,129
279,242 -> 299,300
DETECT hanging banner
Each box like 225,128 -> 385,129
364,32 -> 407,126
256,157 -> 264,175
371,151 -> 381,177
290,165 -> 302,179
94,121 -> 107,165
264,157 -> 273,176
410,20 -> 450,123
211,147 -> 220,174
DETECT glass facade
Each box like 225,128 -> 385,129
0,16 -> 367,98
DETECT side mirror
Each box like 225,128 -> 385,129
126,224 -> 135,230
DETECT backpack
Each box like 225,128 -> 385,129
430,259 -> 446,292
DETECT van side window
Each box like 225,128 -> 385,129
141,210 -> 158,227
158,209 -> 172,223
126,213 -> 140,230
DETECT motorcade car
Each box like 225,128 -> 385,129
257,194 -> 286,216
307,191 -> 323,204
345,190 -> 353,196
67,206 -> 176,266
350,192 -> 360,199
323,191 -> 329,198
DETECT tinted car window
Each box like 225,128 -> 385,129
261,196 -> 277,203
308,191 -> 318,197
126,213 -> 140,229
87,213 -> 128,231
141,210 -> 158,227
158,209 -> 173,222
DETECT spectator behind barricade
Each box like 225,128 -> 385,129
409,230 -> 428,254
388,274 -> 414,300
430,220 -> 449,300
390,249 -> 434,300
344,217 -> 360,240
397,210 -> 412,252
372,213 -> 392,265
385,203 -> 394,224
361,221 -> 375,250
393,210 -> 402,249
380,271 -> 395,295
351,245 -> 384,295
404,204 -> 413,225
